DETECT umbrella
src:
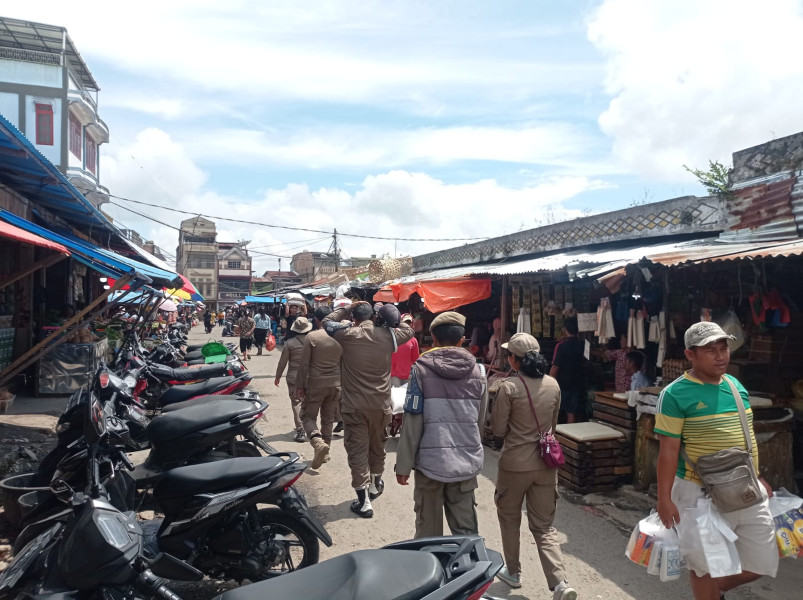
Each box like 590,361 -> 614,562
159,299 -> 178,312
164,287 -> 192,301
166,274 -> 204,301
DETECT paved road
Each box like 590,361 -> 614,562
197,325 -> 802,599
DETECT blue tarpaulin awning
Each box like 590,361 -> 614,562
244,295 -> 286,304
0,113 -> 114,233
0,209 -> 180,287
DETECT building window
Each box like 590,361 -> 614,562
85,135 -> 97,174
69,114 -> 82,159
35,103 -> 54,145
227,261 -> 241,269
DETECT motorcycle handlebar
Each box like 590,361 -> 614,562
117,448 -> 135,471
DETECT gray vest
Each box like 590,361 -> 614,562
415,361 -> 485,482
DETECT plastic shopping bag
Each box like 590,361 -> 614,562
265,333 -> 276,352
625,512 -> 662,567
679,498 -> 742,578
768,487 -> 803,558
645,525 -> 686,581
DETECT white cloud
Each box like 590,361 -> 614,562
588,0 -> 803,180
179,123 -> 601,171
100,129 -> 614,270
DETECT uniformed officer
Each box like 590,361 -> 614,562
394,311 -> 488,537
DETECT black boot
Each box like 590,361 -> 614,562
350,488 -> 373,518
368,474 -> 384,500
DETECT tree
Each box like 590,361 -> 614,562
683,160 -> 733,200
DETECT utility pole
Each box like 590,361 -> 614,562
332,228 -> 340,272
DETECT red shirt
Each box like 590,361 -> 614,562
391,337 -> 420,379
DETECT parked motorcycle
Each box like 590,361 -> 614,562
2,394 -> 330,598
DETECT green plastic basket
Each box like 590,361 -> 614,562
201,341 -> 230,364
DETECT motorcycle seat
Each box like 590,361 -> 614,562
159,376 -> 236,405
147,399 -> 255,442
214,549 -> 443,600
150,363 -> 228,382
155,457 -> 285,498
160,394 -> 248,413
184,350 -> 204,360
184,343 -> 204,352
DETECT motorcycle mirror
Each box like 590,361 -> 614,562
148,553 -> 204,581
84,394 -> 108,444
50,478 -> 75,504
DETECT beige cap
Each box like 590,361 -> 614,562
684,321 -> 735,349
291,317 -> 313,334
502,332 -> 541,357
430,311 -> 466,329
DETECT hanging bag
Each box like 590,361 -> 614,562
265,332 -> 276,352
681,377 -> 762,513
519,376 -> 565,468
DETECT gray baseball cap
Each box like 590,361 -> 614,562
684,321 -> 735,349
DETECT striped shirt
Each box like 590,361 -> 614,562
654,372 -> 759,485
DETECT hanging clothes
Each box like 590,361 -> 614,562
656,310 -> 667,368
648,316 -> 661,343
596,297 -> 615,344
517,306 -> 531,334
634,311 -> 646,349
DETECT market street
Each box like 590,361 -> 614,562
190,325 -> 803,600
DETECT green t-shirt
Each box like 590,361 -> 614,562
654,372 -> 759,484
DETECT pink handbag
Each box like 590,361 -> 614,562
518,376 -> 565,468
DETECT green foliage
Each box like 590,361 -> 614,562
683,161 -> 733,200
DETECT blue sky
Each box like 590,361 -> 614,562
9,0 -> 803,272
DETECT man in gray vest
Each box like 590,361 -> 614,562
394,311 -> 488,538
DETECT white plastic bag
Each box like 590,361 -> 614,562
390,384 -> 407,415
646,526 -> 686,581
768,487 -> 803,518
716,309 -> 745,352
625,511 -> 663,568
684,498 -> 742,578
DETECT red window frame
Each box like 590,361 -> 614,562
69,114 -> 82,159
85,135 -> 97,174
34,103 -> 54,146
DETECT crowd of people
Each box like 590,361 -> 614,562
195,299 -> 776,600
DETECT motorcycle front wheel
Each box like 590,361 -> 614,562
256,508 -> 319,577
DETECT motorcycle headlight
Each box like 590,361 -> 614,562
96,513 -> 131,549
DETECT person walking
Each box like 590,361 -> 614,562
203,309 -> 213,334
655,322 -> 777,600
253,307 -> 271,356
549,316 -> 586,423
275,316 -> 312,442
236,308 -> 255,361
217,309 -> 225,328
296,306 -> 343,468
323,301 -> 414,518
394,311 -> 487,538
492,332 -> 577,599
390,313 -> 420,387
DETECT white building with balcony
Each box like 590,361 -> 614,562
0,17 -> 109,207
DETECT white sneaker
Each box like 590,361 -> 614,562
553,581 -> 577,600
496,566 -> 521,588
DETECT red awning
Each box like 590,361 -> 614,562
0,220 -> 70,255
389,279 -> 491,312
373,286 -> 396,303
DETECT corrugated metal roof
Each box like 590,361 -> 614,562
691,238 -> 803,263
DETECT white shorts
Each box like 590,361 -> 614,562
671,476 -> 778,578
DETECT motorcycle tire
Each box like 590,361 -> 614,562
228,441 -> 262,458
256,508 -> 319,576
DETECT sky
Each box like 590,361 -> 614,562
9,0 -> 803,274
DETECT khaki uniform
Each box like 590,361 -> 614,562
324,307 -> 413,489
492,374 -> 567,586
275,334 -> 308,431
296,329 -> 342,445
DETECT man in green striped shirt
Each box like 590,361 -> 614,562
655,322 -> 777,600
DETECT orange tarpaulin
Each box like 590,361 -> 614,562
388,279 -> 491,313
373,286 -> 396,303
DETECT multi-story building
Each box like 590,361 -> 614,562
291,251 -> 338,283
176,216 -> 218,304
0,17 -> 109,208
217,241 -> 252,304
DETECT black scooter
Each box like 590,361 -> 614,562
5,394 -> 331,594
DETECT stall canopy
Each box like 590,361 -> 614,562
0,114 -> 114,233
244,295 -> 285,304
373,286 -> 396,303
0,219 -> 70,255
385,279 -> 492,312
0,209 -> 180,287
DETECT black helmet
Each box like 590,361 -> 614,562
377,304 -> 401,328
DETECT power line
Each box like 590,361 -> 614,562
110,194 -> 487,242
